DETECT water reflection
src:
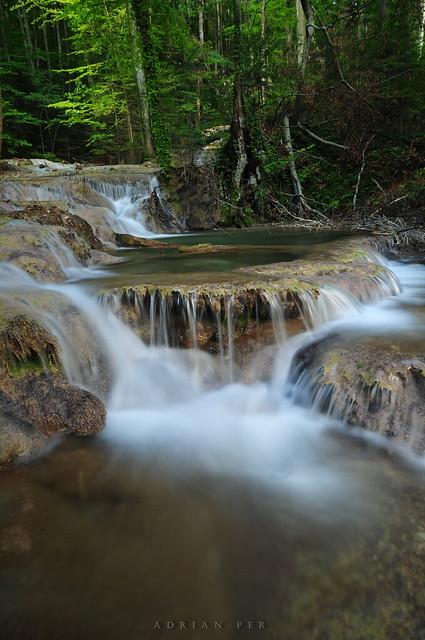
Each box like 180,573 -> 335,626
1,435 -> 425,640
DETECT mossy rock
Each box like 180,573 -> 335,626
295,335 -> 425,453
178,243 -> 233,254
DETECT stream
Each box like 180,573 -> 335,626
1,181 -> 425,639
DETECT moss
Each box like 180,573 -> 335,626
0,315 -> 59,376
7,356 -> 59,379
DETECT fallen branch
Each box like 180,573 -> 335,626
257,186 -> 328,226
389,194 -> 409,205
298,121 -> 348,150
268,194 -> 326,226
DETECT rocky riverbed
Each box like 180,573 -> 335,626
1,163 -> 425,469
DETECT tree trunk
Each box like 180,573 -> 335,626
19,10 -> 35,74
260,0 -> 267,106
216,0 -> 222,54
295,0 -> 306,68
135,64 -> 155,156
56,22 -> 63,68
0,3 -> 10,63
196,0 -> 205,127
0,85 -> 3,160
42,23 -> 51,74
131,0 -> 170,168
299,0 -> 314,78
198,0 -> 205,44
283,115 -> 307,212
232,74 -> 248,192
419,0 -> 425,57
226,0 -> 259,209
287,0 -> 318,215
126,1 -> 154,156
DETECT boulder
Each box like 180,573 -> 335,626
142,190 -> 185,233
295,335 -> 425,453
0,372 -> 106,438
165,166 -> 220,230
0,202 -> 106,280
0,314 -> 107,467
9,203 -> 103,250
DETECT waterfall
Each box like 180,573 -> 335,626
84,176 -> 162,237
0,181 -> 70,203
0,246 -> 424,478
262,292 -> 287,344
0,174 -> 179,241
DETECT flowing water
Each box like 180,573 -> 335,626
0,174 -> 175,239
1,213 -> 425,637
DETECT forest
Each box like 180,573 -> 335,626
3,3 -> 425,637
0,0 -> 424,223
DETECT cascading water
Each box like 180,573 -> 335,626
0,245 -> 423,484
83,176 -> 163,237
41,228 -> 110,281
0,174 -> 179,242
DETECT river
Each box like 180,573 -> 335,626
0,180 -> 425,639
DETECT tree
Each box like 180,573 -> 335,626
0,0 -> 422,220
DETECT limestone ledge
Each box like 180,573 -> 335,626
99,239 -> 395,321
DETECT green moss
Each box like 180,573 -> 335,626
7,356 -> 52,379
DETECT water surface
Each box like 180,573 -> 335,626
1,234 -> 425,640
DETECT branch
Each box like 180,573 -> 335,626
298,122 -> 348,150
321,26 -> 356,92
353,135 -> 375,210
371,177 -> 384,192
264,191 -> 327,226
311,8 -> 356,92
309,0 -> 376,31
372,69 -> 414,87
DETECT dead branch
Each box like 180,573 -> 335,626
298,121 -> 348,149
310,8 -> 356,92
353,135 -> 375,210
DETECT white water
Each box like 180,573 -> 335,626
84,176 -> 162,237
41,228 -> 111,281
0,175 -> 176,240
0,251 -> 424,491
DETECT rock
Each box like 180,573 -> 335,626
165,166 -> 220,230
0,413 -> 48,467
0,158 -> 77,177
102,238 -> 397,336
89,250 -> 121,266
0,201 -> 106,280
18,203 -> 103,250
0,315 -> 58,368
114,235 -> 232,253
0,160 -> 18,173
178,243 -> 233,254
67,181 -> 113,209
0,372 -> 106,438
0,312 -> 107,467
295,335 -> 425,453
142,190 -> 185,233
114,234 -> 177,249
0,222 -> 66,281
72,205 -> 117,245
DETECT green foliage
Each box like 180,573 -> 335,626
0,0 -> 423,221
